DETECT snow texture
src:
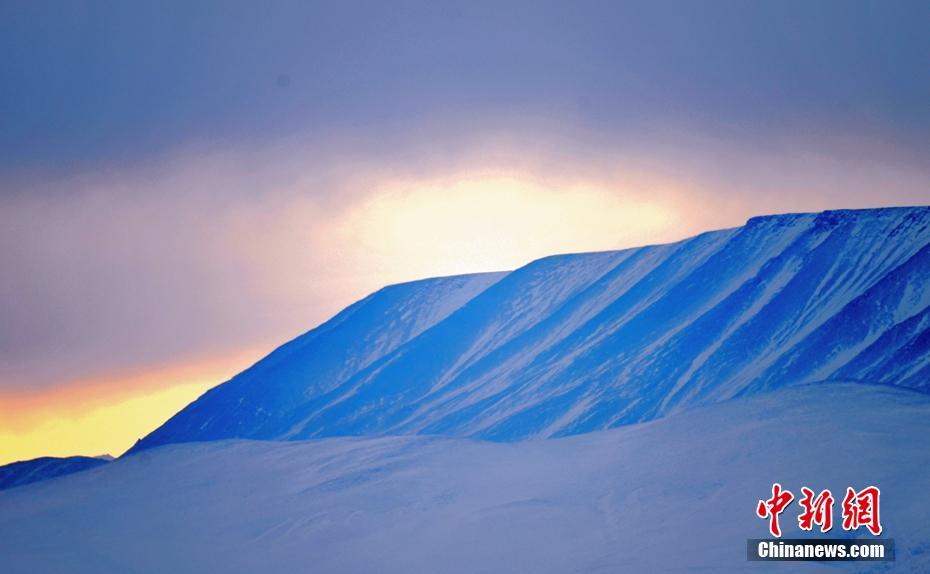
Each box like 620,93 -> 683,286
2,384 -> 927,573
132,207 -> 930,451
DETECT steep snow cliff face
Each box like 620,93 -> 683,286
133,207 -> 930,450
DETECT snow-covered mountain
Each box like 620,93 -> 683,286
133,207 -> 930,452
129,272 -> 505,449
4,207 -> 930,572
0,455 -> 111,491
4,384 -> 929,573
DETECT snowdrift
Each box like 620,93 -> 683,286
3,384 -> 928,573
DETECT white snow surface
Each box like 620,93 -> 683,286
2,383 -> 928,573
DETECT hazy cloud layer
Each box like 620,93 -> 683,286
1,1 -> 929,393
3,121 -> 928,392
2,1 -> 928,175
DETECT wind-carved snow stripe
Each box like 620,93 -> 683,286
460,229 -> 743,429
390,247 -> 679,430
614,218 -> 815,384
425,251 -> 633,396
570,229 -> 738,352
814,275 -> 930,383
796,211 -> 925,338
659,255 -> 804,413
129,207 -> 930,451
755,241 -> 930,390
715,215 -> 930,397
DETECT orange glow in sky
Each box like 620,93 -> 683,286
0,349 -> 260,465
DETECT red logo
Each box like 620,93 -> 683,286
798,487 -> 834,532
756,484 -> 881,537
842,486 -> 882,536
756,483 -> 794,537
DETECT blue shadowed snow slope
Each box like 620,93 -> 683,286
131,207 -> 930,451
0,456 -> 111,491
129,271 -> 505,452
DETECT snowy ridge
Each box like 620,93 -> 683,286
131,272 -> 505,451
0,456 -> 111,491
133,207 -> 930,450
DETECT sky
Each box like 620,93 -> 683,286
2,0 -> 929,464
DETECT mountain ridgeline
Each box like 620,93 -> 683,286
0,456 -> 111,491
131,207 -> 930,453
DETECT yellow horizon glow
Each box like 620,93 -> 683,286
0,349 -> 261,465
